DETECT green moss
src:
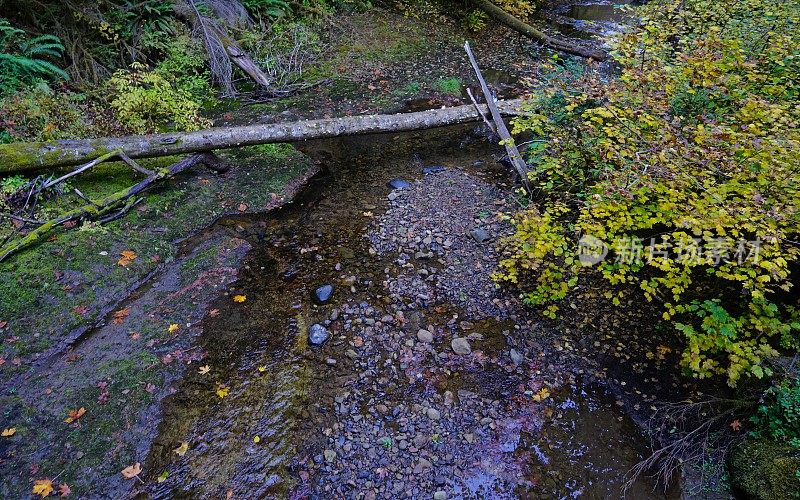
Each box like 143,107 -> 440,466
729,438 -> 800,499
433,77 -> 462,96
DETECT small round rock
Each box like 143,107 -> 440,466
417,329 -> 434,343
451,337 -> 471,355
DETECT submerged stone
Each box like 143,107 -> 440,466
309,323 -> 330,346
312,284 -> 334,304
422,166 -> 446,175
388,178 -> 411,189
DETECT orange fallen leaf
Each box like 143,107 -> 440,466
112,308 -> 130,325
730,419 -> 742,431
121,462 -> 142,479
58,483 -> 71,497
64,407 -> 86,424
118,250 -> 137,266
2,427 -> 16,437
532,387 -> 551,402
32,478 -> 54,497
233,295 -> 246,303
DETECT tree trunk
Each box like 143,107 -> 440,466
472,0 -> 607,60
0,99 -> 523,174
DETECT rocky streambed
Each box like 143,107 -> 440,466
135,125 -> 678,498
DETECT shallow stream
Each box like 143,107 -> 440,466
141,126 -> 677,498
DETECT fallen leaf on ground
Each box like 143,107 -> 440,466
2,427 -> 16,437
0,320 -> 7,328
64,407 -> 86,424
157,471 -> 168,483
173,441 -> 189,456
130,332 -> 141,340
58,483 -> 71,497
233,295 -> 246,303
168,324 -> 179,334
73,305 -> 89,316
238,202 -> 248,212
532,388 -> 551,402
112,308 -> 130,324
32,478 -> 54,497
258,365 -> 266,372
198,365 -> 210,375
253,435 -> 260,443
121,462 -> 142,479
730,419 -> 742,431
0,357 -> 4,367
118,250 -> 137,266
209,309 -> 220,317
216,384 -> 229,398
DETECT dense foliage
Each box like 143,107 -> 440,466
497,0 -> 800,386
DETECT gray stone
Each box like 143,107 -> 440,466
470,228 -> 491,243
451,337 -> 471,355
434,491 -> 447,500
427,408 -> 441,421
388,178 -> 411,189
510,349 -> 524,365
309,323 -> 330,346
324,449 -> 336,462
417,329 -> 433,343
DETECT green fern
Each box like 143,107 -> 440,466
0,19 -> 68,94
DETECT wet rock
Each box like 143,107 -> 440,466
510,349 -> 524,365
451,337 -> 471,355
434,491 -> 447,500
309,324 -> 330,346
313,284 -> 334,304
427,408 -> 441,421
388,178 -> 411,189
422,166 -> 446,175
345,349 -> 359,360
470,228 -> 491,243
417,329 -> 433,343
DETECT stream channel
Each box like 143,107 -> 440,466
138,122 -> 679,499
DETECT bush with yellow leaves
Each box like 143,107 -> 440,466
496,0 -> 800,386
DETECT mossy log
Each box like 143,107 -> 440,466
0,153 -> 222,262
472,0 -> 608,60
0,99 -> 523,174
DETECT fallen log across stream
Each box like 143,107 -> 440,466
0,99 -> 524,174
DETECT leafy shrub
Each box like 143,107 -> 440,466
0,84 -> 91,141
496,0 -> 800,386
0,18 -> 68,94
106,62 -> 212,134
463,9 -> 488,31
751,378 -> 800,446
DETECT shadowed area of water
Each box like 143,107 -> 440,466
141,125 -> 675,498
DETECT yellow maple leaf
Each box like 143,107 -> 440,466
216,384 -> 229,398
64,407 -> 86,424
1,427 -> 16,437
656,345 -> 672,356
253,435 -> 261,443
173,441 -> 189,456
198,365 -> 210,375
121,462 -> 142,479
32,478 -> 54,498
168,324 -> 179,334
120,250 -> 137,260
233,295 -> 247,303
258,365 -> 266,372
532,387 -> 551,402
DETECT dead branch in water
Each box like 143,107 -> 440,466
464,41 -> 531,192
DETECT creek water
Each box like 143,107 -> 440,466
141,125 -> 677,498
